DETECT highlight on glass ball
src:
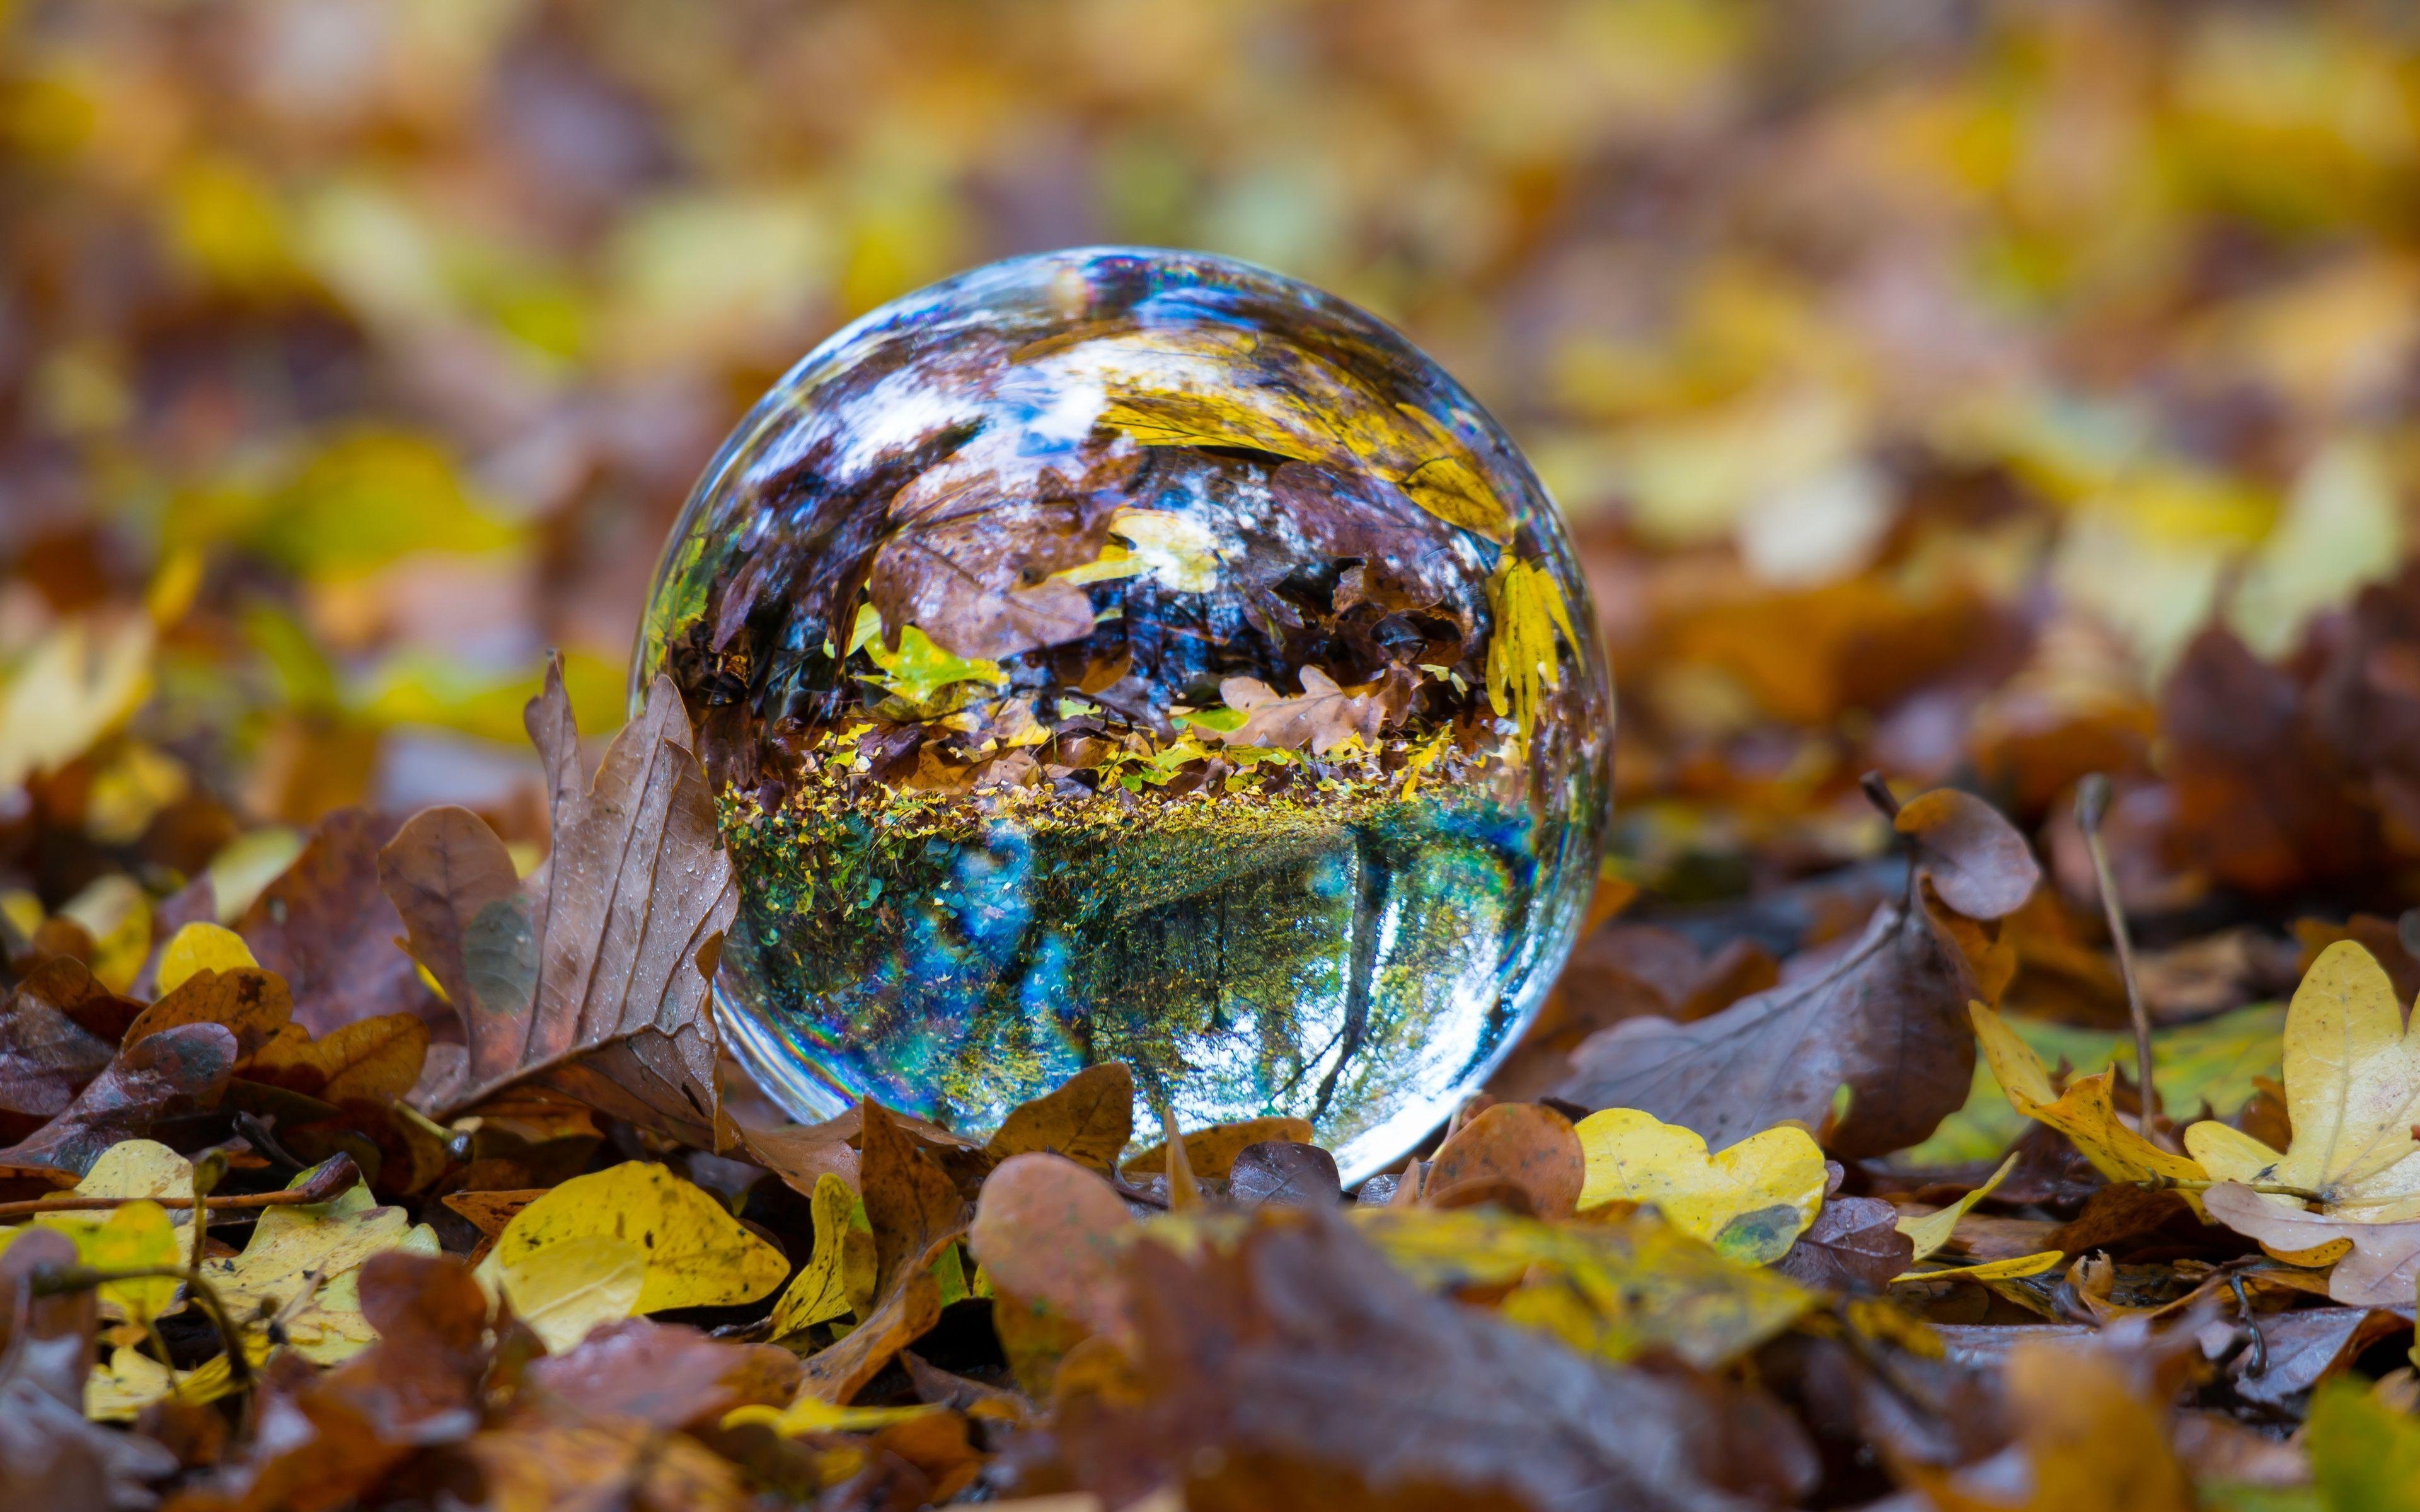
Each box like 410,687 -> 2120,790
635,247 -> 1610,1179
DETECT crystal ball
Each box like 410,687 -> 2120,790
635,248 -> 1610,1179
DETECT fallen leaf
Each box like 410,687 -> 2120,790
1899,1152 -> 2022,1264
968,1152 -> 1135,1341
0,973 -> 117,1138
1973,1002 -> 2209,1186
497,1232 -> 648,1354
982,1062 -> 1133,1172
1894,1252 -> 2067,1284
236,808 -> 447,1037
1121,1116 -> 1314,1181
0,1022 -> 236,1178
1909,1325 -> 2195,1512
1425,1102 -> 1586,1219
0,1228 -> 177,1508
2187,941 -> 2420,1217
379,662 -> 739,1144
1357,1204 -> 1816,1370
1485,556 -> 1577,752
1572,1107 -> 1826,1264
1208,667 -> 1392,755
1775,1195 -> 1915,1295
524,1317 -> 798,1429
1226,1142 -> 1343,1210
1557,789 -> 2038,1157
1057,1206 -> 1815,1511
2307,1377 -> 2420,1511
154,923 -> 258,999
768,1172 -> 862,1338
483,1162 -> 788,1317
2227,1307 -> 2405,1409
122,967 -> 292,1060
0,613 -> 153,793
195,1176 -> 441,1363
449,1413 -> 755,1511
2199,1184 -> 2420,1306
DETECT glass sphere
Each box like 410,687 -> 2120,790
635,248 -> 1610,1180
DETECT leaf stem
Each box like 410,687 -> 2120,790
2141,1176 -> 2319,1200
2077,774 -> 2160,1120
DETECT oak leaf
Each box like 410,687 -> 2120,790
1971,1002 -> 2207,1186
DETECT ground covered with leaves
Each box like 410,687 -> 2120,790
15,0 -> 2420,1508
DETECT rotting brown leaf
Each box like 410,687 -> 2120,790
523,1318 -> 799,1430
1775,1194 -> 1916,1295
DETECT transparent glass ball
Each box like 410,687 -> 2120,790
635,248 -> 1610,1180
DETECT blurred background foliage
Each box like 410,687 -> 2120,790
7,0 -> 2420,936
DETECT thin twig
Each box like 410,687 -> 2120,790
33,1263 -> 255,1393
2077,774 -> 2160,1119
0,1154 -> 356,1220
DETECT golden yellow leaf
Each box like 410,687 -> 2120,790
156,922 -> 258,997
1570,1108 -> 1826,1264
2185,941 -> 2420,1219
1894,1251 -> 2065,1284
57,874 -> 150,994
0,614 -> 153,793
495,1232 -> 648,1353
76,1202 -> 181,1326
1971,1002 -> 2206,1185
1897,1151 -> 2020,1264
85,1346 -> 237,1424
770,1172 -> 860,1337
722,1397 -> 945,1436
486,1162 -> 789,1315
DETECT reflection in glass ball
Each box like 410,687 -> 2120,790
636,248 -> 1610,1180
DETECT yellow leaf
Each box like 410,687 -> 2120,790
2185,941 -> 2420,1220
495,1232 -> 648,1354
1570,1108 -> 1826,1265
57,874 -> 150,994
487,1162 -> 790,1315
202,827 -> 304,925
1356,1205 -> 1812,1370
770,1172 -> 860,1338
1894,1251 -> 2066,1284
0,614 -> 153,792
1897,1152 -> 2020,1264
156,922 -> 259,998
67,1140 -> 194,1206
85,1346 -> 237,1424
723,1397 -> 943,1436
75,1202 -> 182,1326
193,1178 -> 431,1364
1971,1002 -> 2207,1186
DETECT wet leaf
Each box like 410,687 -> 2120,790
0,1022 -> 236,1178
196,1176 -> 441,1364
497,1232 -> 648,1354
768,1172 -> 861,1337
0,1228 -> 177,1507
1572,1108 -> 1826,1264
1775,1195 -> 1915,1295
122,967 -> 292,1061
